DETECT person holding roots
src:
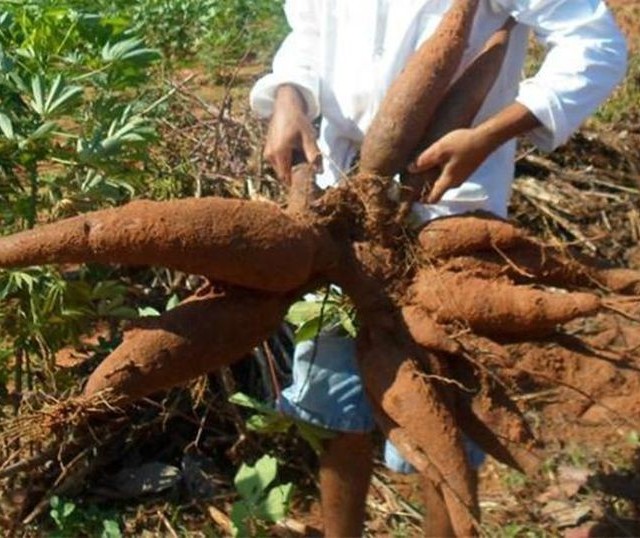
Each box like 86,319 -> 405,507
250,1 -> 627,535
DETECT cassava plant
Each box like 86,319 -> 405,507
111,0 -> 287,67
0,0 -> 163,398
0,1 -> 638,534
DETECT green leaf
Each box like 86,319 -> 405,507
101,37 -> 159,64
253,455 -> 278,492
296,421 -> 335,454
0,113 -> 14,139
294,316 -> 322,343
43,74 -> 63,113
28,121 -> 58,140
338,308 -> 357,337
101,519 -> 122,538
62,502 -> 75,518
230,500 -> 251,537
46,84 -> 83,115
165,294 -> 180,311
28,75 -> 82,117
286,300 -> 323,326
234,463 -> 261,502
30,75 -> 45,115
234,455 -> 277,502
229,391 -> 274,415
8,72 -> 28,93
245,413 -> 291,435
138,306 -> 160,317
256,483 -> 293,523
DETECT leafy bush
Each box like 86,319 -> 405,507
92,0 -> 286,67
0,0 -> 163,389
197,0 -> 287,70
0,1 -> 161,222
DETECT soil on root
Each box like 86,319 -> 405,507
359,0 -> 479,176
512,308 -> 640,438
471,302 -> 640,534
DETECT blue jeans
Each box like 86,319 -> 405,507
278,332 -> 485,472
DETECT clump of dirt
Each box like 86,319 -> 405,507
514,308 -> 640,437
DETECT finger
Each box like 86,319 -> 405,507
301,128 -> 323,173
426,168 -> 457,204
407,145 -> 444,173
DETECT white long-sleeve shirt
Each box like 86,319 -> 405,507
250,0 -> 627,218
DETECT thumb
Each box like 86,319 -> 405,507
408,144 -> 444,173
301,128 -> 323,173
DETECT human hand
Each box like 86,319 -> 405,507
263,84 -> 322,184
407,128 -> 495,203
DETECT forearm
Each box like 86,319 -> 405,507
473,102 -> 541,153
498,0 -> 627,150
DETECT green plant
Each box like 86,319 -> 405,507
286,286 -> 357,343
104,0 -> 286,68
0,0 -> 166,397
137,292 -> 180,317
49,495 -> 122,538
196,0 -> 287,75
501,467 -> 529,492
126,0 -> 218,60
230,454 -> 293,537
229,391 -> 334,454
595,53 -> 640,123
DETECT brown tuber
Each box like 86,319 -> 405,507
410,269 -> 601,337
84,285 -> 291,401
401,17 -> 517,204
0,198 -> 333,293
359,0 -> 480,176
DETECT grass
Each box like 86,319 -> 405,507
595,53 -> 640,124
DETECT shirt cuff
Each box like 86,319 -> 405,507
250,70 -> 321,120
516,79 -> 570,152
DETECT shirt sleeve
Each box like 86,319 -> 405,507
249,0 -> 321,120
496,0 -> 628,151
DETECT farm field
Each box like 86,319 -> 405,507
0,1 -> 639,536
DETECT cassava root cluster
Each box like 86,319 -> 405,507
0,1 -> 638,534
